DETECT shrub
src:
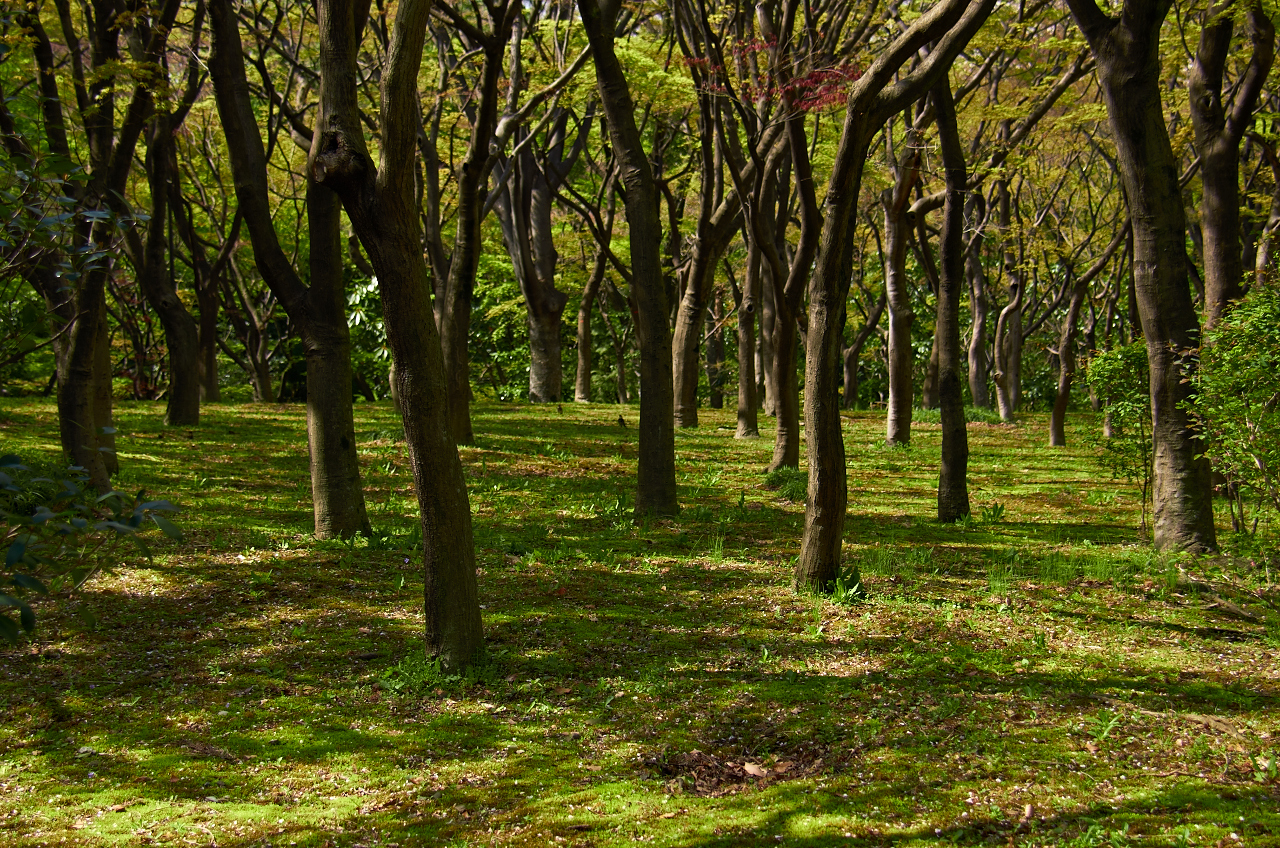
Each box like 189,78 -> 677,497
1184,286 -> 1280,535
0,455 -> 181,643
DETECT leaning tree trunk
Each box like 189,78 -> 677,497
579,0 -> 678,517
313,0 -> 482,668
1067,0 -> 1217,551
794,0 -> 994,592
933,78 -> 970,522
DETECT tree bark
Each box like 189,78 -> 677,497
578,0 -> 678,516
1190,1 -> 1275,329
313,0 -> 483,668
992,179 -> 1023,422
1067,0 -> 1218,551
966,195 -> 991,408
933,78 -> 970,522
794,0 -> 995,591
883,118 -> 923,445
734,239 -> 760,437
574,245 -> 608,402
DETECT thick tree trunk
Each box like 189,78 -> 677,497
579,0 -> 677,517
306,184 -> 372,539
58,263 -> 111,491
933,79 -> 970,522
1067,0 -> 1217,552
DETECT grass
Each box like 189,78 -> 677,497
1,398 -> 1278,847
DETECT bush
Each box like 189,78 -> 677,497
0,455 -> 181,643
1185,286 -> 1280,534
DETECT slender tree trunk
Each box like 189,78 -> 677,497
759,253 -> 778,416
992,181 -> 1023,422
735,240 -> 759,437
966,198 -> 991,408
794,0 -> 994,591
579,0 -> 677,516
844,291 -> 887,409
1190,2 -> 1274,329
141,127 -> 201,426
575,246 -> 607,402
210,0 -> 370,538
306,183 -> 372,538
933,79 -> 970,522
767,313 -> 801,470
58,261 -> 111,491
313,0 -> 483,668
1050,274 -> 1087,446
705,289 -> 725,409
884,191 -> 916,444
1067,0 -> 1218,551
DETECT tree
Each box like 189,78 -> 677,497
1066,0 -> 1218,551
209,0 -> 372,539
311,0 -> 483,667
577,0 -> 678,517
794,0 -> 995,592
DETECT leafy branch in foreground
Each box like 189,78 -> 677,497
1183,285 -> 1280,537
0,454 -> 181,643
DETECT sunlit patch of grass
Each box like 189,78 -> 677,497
0,400 -> 1277,846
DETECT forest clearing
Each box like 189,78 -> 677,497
1,400 -> 1277,847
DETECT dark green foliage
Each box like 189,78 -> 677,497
0,453 -> 181,642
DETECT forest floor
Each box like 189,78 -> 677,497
1,399 -> 1278,847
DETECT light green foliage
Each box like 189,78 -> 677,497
0,453 -> 180,643
1185,285 -> 1280,528
1085,342 -> 1153,530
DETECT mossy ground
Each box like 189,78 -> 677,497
1,399 -> 1277,847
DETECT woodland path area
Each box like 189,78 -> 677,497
1,399 -> 1278,847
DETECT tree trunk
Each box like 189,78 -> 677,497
933,78 -> 970,522
767,313 -> 801,470
579,0 -> 678,517
705,289 -> 725,409
843,290 -> 886,410
992,181 -> 1023,422
735,239 -> 760,437
794,0 -> 994,592
210,0 -> 370,538
884,191 -> 916,444
1067,0 -> 1218,552
58,261 -> 111,492
921,338 -> 940,410
141,125 -> 201,427
306,183 -> 372,538
1050,274 -> 1087,446
966,200 -> 991,408
1190,3 -> 1274,329
574,246 -> 607,402
313,0 -> 483,669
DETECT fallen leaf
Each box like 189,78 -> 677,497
743,762 -> 770,777
773,761 -> 794,774
660,811 -> 677,819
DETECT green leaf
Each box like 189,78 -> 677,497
11,574 -> 47,594
0,615 -> 19,644
74,607 -> 98,630
151,514 -> 182,540
19,602 -> 34,633
5,538 -> 25,567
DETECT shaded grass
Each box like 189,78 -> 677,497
1,399 -> 1277,847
